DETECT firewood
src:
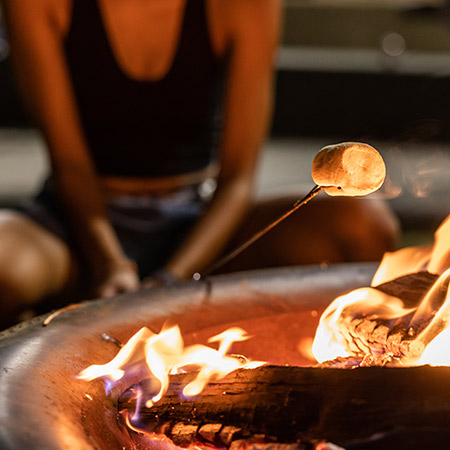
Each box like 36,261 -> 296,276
374,271 -> 439,307
118,365 -> 450,449
320,272 -> 445,367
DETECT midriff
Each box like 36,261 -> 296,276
99,164 -> 219,198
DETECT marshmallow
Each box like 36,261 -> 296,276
311,142 -> 386,196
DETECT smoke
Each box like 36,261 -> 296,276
375,142 -> 450,201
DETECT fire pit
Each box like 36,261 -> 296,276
3,260 -> 450,450
0,263 -> 377,450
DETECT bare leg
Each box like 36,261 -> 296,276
218,196 -> 400,273
0,210 -> 75,328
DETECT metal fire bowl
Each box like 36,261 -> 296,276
0,263 -> 376,450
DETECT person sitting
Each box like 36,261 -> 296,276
0,0 -> 399,329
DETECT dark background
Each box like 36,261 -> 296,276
2,2 -> 450,141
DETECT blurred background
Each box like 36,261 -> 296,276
0,0 -> 450,248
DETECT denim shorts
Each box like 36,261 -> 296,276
16,179 -> 212,279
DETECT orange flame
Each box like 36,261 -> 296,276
312,214 -> 450,366
78,325 -> 264,407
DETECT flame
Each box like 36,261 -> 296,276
78,325 -> 264,408
312,287 -> 415,363
312,213 -> 450,367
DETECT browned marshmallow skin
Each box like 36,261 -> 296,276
311,142 -> 386,196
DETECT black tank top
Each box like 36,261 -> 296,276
64,0 -> 224,177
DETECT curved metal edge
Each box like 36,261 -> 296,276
0,263 -> 377,450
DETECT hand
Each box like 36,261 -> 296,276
95,259 -> 140,298
142,268 -> 180,289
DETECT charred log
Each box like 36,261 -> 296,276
327,314 -> 425,366
321,271 -> 448,366
118,365 -> 450,449
374,271 -> 439,307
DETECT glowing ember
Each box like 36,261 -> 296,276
78,325 -> 264,408
312,214 -> 450,367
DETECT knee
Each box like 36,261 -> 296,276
226,195 -> 401,270
0,251 -> 38,329
0,254 -> 46,305
265,196 -> 400,266
331,198 -> 401,261
0,211 -> 71,307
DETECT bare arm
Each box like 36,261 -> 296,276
2,0 -> 139,296
164,0 -> 282,279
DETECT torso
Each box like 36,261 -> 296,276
60,0 -> 229,193
100,0 -> 196,80
58,0 -> 227,80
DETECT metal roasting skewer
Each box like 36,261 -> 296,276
194,184 -> 323,280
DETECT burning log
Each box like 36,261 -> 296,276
315,271 -> 449,367
375,271 -> 440,307
118,365 -> 450,449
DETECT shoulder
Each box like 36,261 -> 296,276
220,0 -> 281,34
210,0 -> 282,54
212,0 -> 281,18
2,0 -> 72,38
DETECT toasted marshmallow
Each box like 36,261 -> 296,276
312,142 -> 386,196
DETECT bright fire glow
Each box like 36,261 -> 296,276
78,325 -> 264,408
312,214 -> 450,367
312,287 -> 415,363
